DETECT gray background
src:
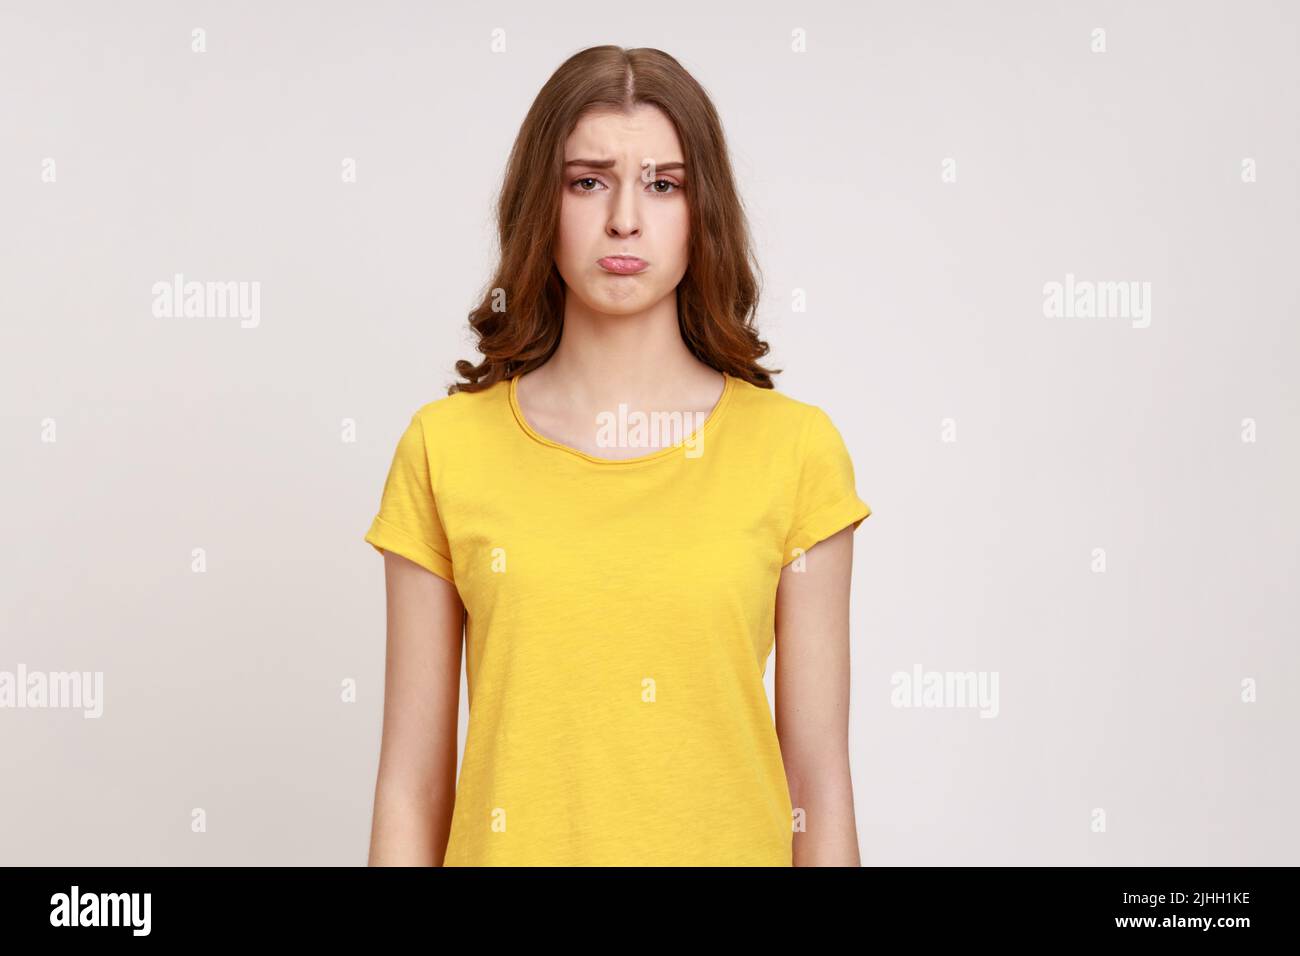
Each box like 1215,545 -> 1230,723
1,0 -> 1296,865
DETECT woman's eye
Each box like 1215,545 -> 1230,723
569,177 -> 680,194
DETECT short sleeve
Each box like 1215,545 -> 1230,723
781,406 -> 872,567
364,411 -> 455,583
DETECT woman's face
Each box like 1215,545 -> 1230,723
555,104 -> 690,316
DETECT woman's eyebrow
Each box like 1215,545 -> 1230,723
564,158 -> 686,172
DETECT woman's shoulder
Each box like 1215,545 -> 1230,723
727,374 -> 840,435
408,377 -> 510,431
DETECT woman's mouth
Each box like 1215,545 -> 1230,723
597,255 -> 648,275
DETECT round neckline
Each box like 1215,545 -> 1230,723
508,371 -> 735,465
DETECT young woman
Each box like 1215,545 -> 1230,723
364,45 -> 871,867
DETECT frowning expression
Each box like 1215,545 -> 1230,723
555,104 -> 690,315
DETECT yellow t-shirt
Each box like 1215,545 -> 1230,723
364,371 -> 871,866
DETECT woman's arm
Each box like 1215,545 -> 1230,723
774,525 -> 862,866
367,551 -> 465,866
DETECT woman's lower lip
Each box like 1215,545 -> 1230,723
597,257 -> 647,275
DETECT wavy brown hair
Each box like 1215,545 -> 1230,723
448,45 -> 778,395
